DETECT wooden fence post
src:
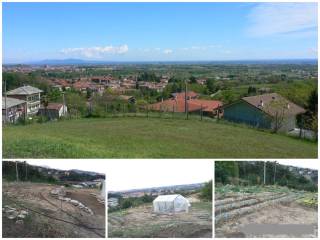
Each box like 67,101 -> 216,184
172,105 -> 174,119
147,106 -> 149,118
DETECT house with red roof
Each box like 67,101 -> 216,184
149,91 -> 223,117
38,103 -> 68,120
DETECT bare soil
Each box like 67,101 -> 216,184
2,181 -> 105,238
108,200 -> 212,238
215,202 -> 318,238
67,190 -> 105,216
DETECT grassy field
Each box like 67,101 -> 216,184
3,117 -> 317,158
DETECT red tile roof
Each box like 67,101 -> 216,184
40,103 -> 64,111
191,99 -> 223,112
56,79 -> 71,87
171,91 -> 198,99
73,81 -> 90,90
149,98 -> 222,113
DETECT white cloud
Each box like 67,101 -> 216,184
181,45 -> 222,51
191,46 -> 206,50
308,48 -> 318,55
247,3 -> 317,37
60,44 -> 129,58
305,47 -> 318,58
163,49 -> 173,54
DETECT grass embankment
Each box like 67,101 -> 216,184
3,117 -> 317,158
215,184 -> 294,195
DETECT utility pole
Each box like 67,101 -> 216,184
273,161 -> 277,185
15,161 -> 19,182
62,92 -> 66,117
185,80 -> 188,120
4,78 -> 7,125
263,161 -> 266,185
25,161 -> 28,181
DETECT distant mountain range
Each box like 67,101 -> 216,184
111,182 -> 206,194
29,58 -> 95,65
30,164 -> 104,176
15,58 -> 318,66
69,169 -> 104,176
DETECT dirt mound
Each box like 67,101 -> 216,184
215,202 -> 318,238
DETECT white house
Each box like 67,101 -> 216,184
153,194 -> 191,213
6,85 -> 43,115
2,97 -> 27,123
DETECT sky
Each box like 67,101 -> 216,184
106,160 -> 213,191
276,159 -> 319,171
2,2 -> 318,63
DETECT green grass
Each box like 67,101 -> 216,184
3,117 -> 317,158
191,202 -> 213,212
215,185 -> 292,194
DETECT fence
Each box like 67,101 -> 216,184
71,102 -> 220,122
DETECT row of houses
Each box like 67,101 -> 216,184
2,85 -> 67,123
149,91 -> 223,117
50,75 -> 170,94
3,85 -> 306,133
149,91 -> 306,132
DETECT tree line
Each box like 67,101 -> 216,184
3,161 -> 104,183
215,161 -> 317,192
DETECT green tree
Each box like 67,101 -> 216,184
247,86 -> 257,95
307,89 -> 317,113
189,75 -> 197,84
120,198 -> 134,209
206,79 -> 216,94
200,180 -> 212,201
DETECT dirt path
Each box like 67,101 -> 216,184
215,202 -> 318,238
108,202 -> 212,238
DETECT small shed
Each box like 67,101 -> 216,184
153,194 -> 190,213
38,103 -> 68,120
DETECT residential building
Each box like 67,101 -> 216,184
38,103 -> 68,120
171,91 -> 199,100
149,91 -> 222,116
118,95 -> 136,104
2,97 -> 27,123
223,93 -> 306,132
6,85 -> 43,115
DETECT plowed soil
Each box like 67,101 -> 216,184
2,181 -> 105,238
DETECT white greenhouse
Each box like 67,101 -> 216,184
153,194 -> 191,213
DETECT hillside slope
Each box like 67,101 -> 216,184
3,118 -> 317,158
